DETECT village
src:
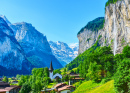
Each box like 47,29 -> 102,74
0,61 -> 84,93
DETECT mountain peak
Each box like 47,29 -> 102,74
0,15 -> 11,25
49,41 -> 78,66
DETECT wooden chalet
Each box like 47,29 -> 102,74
69,72 -> 84,85
54,83 -> 75,93
0,81 -> 21,93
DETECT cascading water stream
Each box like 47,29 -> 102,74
113,6 -> 117,55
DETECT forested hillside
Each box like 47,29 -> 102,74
66,36 -> 101,70
68,44 -> 130,93
77,17 -> 104,35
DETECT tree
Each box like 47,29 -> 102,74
16,74 -> 21,80
86,62 -> 102,82
53,69 -> 61,75
2,76 -> 8,83
114,59 -> 130,93
32,80 -> 43,93
123,45 -> 130,58
18,75 -> 29,86
20,82 -> 31,93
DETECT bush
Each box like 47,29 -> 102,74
101,78 -> 111,84
114,59 -> 130,93
20,82 -> 31,93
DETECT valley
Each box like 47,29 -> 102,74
0,0 -> 130,93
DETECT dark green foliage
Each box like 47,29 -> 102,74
20,82 -> 31,93
113,45 -> 130,93
122,45 -> 130,58
80,46 -> 114,82
105,0 -> 120,7
62,74 -> 69,82
18,75 -> 30,86
86,62 -> 102,81
16,74 -> 21,80
19,67 -> 50,92
77,17 -> 105,35
66,40 -> 100,71
53,69 -> 61,75
2,76 -> 8,83
114,59 -> 130,93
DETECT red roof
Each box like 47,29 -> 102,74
54,83 -> 67,88
0,85 -> 21,91
4,87 -> 15,91
58,85 -> 75,92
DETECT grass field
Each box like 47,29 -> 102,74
73,80 -> 115,93
89,80 -> 115,93
47,83 -> 57,88
73,80 -> 101,93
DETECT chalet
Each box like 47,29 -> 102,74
0,81 -> 10,88
0,78 -> 3,81
0,81 -> 21,93
11,80 -> 18,84
41,88 -> 55,93
49,61 -> 62,81
54,83 -> 75,93
69,72 -> 84,85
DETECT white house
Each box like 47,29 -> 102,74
49,61 -> 62,80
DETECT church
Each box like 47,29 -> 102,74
49,61 -> 62,80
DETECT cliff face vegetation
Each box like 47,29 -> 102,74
78,0 -> 130,55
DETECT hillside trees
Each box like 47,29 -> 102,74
114,45 -> 130,93
78,17 -> 105,35
19,67 -> 50,93
114,58 -> 130,93
105,0 -> 119,7
79,46 -> 114,81
2,76 -> 8,83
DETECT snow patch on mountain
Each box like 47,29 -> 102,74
49,41 -> 78,66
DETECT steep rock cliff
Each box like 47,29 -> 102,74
10,22 -> 63,69
78,0 -> 130,55
0,17 -> 32,75
77,17 -> 104,54
103,0 -> 130,55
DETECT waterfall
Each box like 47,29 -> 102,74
113,6 -> 117,55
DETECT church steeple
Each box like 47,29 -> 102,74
49,60 -> 53,72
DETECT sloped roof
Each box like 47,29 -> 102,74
58,85 -> 75,92
54,83 -> 66,88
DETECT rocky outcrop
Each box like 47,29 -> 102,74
77,29 -> 102,54
10,22 -> 63,69
78,0 -> 130,55
102,0 -> 130,55
77,17 -> 104,54
49,41 -> 78,66
0,17 -> 32,74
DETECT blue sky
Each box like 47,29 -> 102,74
0,0 -> 108,45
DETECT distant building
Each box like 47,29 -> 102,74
54,83 -> 75,93
69,72 -> 84,85
0,81 -> 10,88
0,81 -> 21,93
0,78 -> 3,81
41,83 -> 75,93
49,61 -> 62,80
11,80 -> 18,84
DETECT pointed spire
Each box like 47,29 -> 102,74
49,60 -> 53,72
